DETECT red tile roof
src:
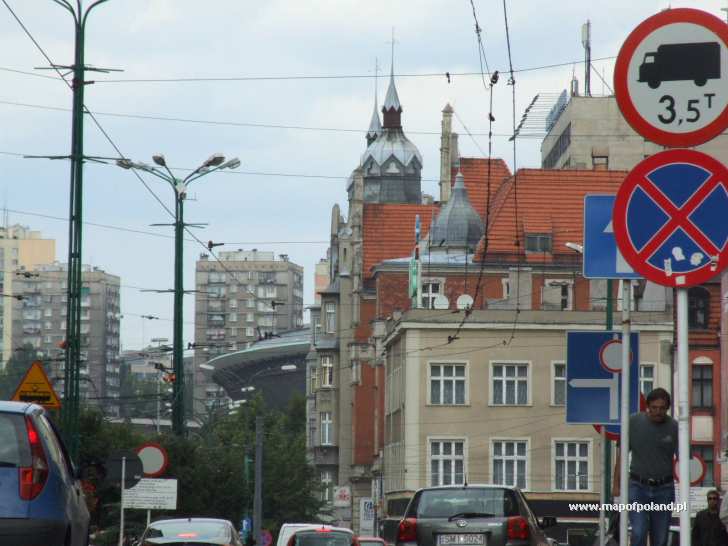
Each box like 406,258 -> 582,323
477,168 -> 629,262
362,203 -> 436,279
454,158 -> 511,221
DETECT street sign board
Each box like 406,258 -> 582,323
594,393 -> 647,440
613,149 -> 728,287
123,478 -> 178,510
583,195 -> 641,279
106,450 -> 144,489
136,443 -> 169,478
566,331 -> 639,425
11,361 -> 61,409
614,8 -> 728,147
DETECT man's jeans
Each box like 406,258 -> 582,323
628,479 -> 675,546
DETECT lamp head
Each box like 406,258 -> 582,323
116,159 -> 133,170
565,242 -> 584,254
203,153 -> 225,168
152,154 -> 167,167
223,158 -> 241,170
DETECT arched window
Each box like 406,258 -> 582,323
688,287 -> 710,329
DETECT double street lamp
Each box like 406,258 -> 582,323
116,154 -> 240,435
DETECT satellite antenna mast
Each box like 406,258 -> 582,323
582,20 -> 592,96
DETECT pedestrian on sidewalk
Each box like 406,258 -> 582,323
612,388 -> 678,546
692,490 -> 728,546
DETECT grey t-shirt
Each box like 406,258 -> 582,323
629,412 -> 678,479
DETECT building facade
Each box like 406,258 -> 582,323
13,262 -> 121,415
0,224 -> 55,366
193,249 -> 303,415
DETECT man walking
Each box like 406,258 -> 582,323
613,388 -> 678,546
692,490 -> 728,546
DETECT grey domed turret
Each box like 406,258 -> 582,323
429,171 -> 484,249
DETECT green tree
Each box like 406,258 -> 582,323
0,343 -> 40,399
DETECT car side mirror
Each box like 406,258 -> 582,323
539,516 -> 557,529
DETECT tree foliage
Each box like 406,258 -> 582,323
76,393 -> 323,543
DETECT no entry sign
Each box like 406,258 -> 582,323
613,149 -> 728,287
614,8 -> 728,147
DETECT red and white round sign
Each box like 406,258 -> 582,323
136,442 -> 169,478
615,8 -> 728,147
673,453 -> 707,486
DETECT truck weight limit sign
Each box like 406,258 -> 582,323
615,8 -> 728,147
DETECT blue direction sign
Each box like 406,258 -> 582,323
583,195 -> 642,279
614,149 -> 728,287
566,331 -> 640,425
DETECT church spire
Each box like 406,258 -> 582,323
366,58 -> 382,146
382,29 -> 402,129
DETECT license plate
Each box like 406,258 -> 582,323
437,534 -> 485,545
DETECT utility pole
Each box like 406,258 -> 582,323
254,416 -> 263,546
42,0 -> 113,462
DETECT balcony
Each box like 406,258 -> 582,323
312,445 -> 339,466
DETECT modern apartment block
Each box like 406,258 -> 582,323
13,263 -> 121,415
193,249 -> 304,414
0,224 -> 55,367
540,94 -> 728,170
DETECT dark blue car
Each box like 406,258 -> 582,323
0,401 -> 90,546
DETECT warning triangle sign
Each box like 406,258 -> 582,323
11,361 -> 62,409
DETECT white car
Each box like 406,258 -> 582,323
276,524 -> 353,546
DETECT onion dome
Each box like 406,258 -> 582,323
429,171 -> 484,248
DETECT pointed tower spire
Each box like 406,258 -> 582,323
382,28 -> 402,129
366,58 -> 382,146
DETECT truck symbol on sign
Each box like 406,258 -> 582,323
638,41 -> 720,88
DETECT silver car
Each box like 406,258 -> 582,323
395,485 -> 556,546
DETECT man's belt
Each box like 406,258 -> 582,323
629,473 -> 674,486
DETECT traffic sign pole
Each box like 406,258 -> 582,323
618,280 -> 632,546
677,289 -> 690,546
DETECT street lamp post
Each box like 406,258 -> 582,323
116,154 -> 240,435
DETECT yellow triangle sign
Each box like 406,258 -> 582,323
11,361 -> 62,409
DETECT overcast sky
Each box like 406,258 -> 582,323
1,0 -> 724,350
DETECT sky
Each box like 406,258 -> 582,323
1,0 -> 726,350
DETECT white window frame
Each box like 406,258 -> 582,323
551,361 -> 566,406
246,312 -> 254,322
427,437 -> 467,487
245,327 -> 255,337
552,438 -> 592,492
325,302 -> 336,334
246,298 -> 255,309
490,437 -> 530,491
428,361 -> 468,405
321,470 -> 333,502
320,412 -> 333,445
321,355 -> 334,387
501,278 -> 511,299
639,363 -> 655,396
490,361 -> 531,406
421,280 -> 442,309
229,312 -> 237,323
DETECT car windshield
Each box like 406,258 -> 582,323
145,520 -> 229,540
413,488 -> 520,518
0,413 -> 30,467
293,530 -> 352,546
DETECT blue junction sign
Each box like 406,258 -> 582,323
583,195 -> 642,279
566,331 -> 640,425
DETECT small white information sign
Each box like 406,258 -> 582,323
123,478 -> 178,510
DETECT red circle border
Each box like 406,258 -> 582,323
613,149 -> 728,288
614,8 -> 728,147
136,442 -> 169,478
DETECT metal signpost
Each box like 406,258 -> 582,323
613,9 -> 728,546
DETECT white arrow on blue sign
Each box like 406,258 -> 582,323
583,195 -> 642,279
566,331 -> 640,425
